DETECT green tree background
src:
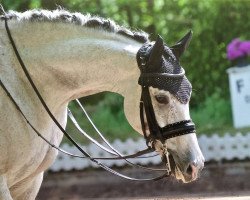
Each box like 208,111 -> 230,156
1,0 -> 250,140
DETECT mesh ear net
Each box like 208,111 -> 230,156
137,43 -> 192,104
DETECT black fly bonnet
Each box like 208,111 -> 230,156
137,31 -> 196,148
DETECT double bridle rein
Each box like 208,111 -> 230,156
0,15 -> 195,181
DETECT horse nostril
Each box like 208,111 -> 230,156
184,161 -> 203,181
186,164 -> 193,175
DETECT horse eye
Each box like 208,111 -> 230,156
155,95 -> 169,104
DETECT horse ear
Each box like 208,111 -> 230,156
171,30 -> 193,59
148,35 -> 164,65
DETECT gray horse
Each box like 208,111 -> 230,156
0,9 -> 204,200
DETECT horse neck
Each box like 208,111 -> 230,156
2,21 -> 143,114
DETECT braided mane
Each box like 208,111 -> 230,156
0,8 -> 149,43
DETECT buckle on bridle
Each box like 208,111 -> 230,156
150,140 -> 172,174
163,150 -> 171,173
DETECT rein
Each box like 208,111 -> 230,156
1,16 -> 170,181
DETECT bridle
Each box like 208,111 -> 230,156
0,15 -> 195,181
139,70 -> 196,147
138,43 -> 196,168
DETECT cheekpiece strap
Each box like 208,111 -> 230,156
140,86 -> 163,147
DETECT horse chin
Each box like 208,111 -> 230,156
168,154 -> 197,183
174,166 -> 193,183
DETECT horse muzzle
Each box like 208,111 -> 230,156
168,151 -> 205,183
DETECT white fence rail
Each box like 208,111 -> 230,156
50,132 -> 250,172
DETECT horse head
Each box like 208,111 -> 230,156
135,31 -> 204,183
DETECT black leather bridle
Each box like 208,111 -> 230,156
138,54 -> 196,148
139,78 -> 196,147
0,14 -> 194,181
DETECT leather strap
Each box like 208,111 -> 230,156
68,107 -> 167,171
0,79 -> 155,163
160,120 -> 195,139
139,85 -> 195,148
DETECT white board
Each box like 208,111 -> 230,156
227,65 -> 250,128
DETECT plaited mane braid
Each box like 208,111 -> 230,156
0,9 -> 149,43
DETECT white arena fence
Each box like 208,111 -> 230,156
50,132 -> 250,172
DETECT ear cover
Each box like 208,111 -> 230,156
148,35 -> 164,66
170,30 -> 193,59
136,33 -> 192,104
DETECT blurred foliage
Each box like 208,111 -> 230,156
1,0 -> 250,106
191,90 -> 250,136
1,0 -> 250,140
191,90 -> 233,134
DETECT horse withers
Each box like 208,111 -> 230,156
0,9 -> 204,200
